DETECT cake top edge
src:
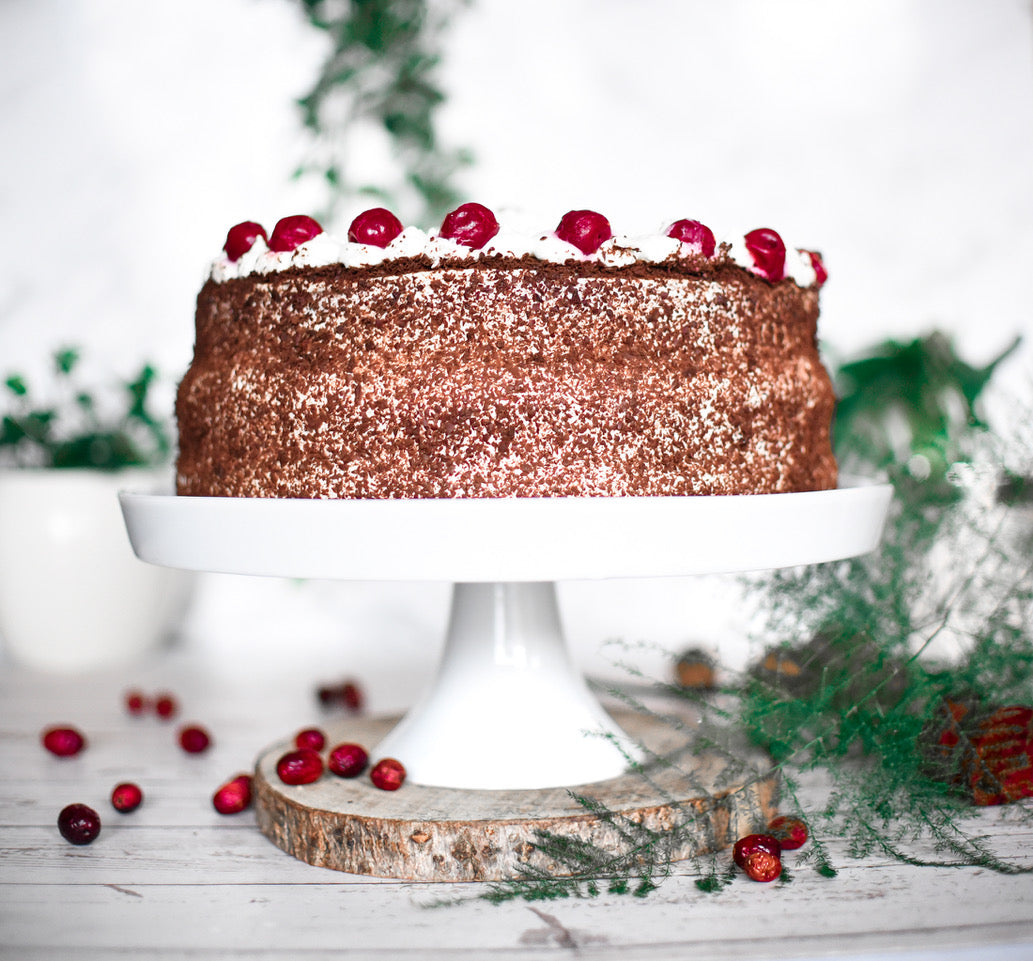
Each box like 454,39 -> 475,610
211,205 -> 828,289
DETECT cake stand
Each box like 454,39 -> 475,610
120,481 -> 892,880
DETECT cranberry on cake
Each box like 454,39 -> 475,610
175,204 -> 836,499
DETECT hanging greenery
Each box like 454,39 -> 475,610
480,332 -> 1033,903
294,0 -> 473,228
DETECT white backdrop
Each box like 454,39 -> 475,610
1,0 -> 1031,687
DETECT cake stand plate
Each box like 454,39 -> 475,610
121,481 -> 891,582
121,481 -> 891,880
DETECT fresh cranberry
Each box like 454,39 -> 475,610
178,725 -> 212,754
58,803 -> 101,845
743,228 -> 786,282
341,681 -> 363,711
294,728 -> 326,752
439,202 -> 500,250
732,832 -> 781,869
268,214 -> 323,253
317,679 -> 364,712
348,207 -> 403,248
213,774 -> 253,814
370,757 -> 406,791
667,219 -> 716,257
124,690 -> 148,716
555,209 -> 612,255
111,782 -> 143,813
743,849 -> 782,882
327,742 -> 369,778
223,221 -> 267,261
42,726 -> 86,757
768,815 -> 808,850
154,692 -> 178,720
276,748 -> 324,785
801,249 -> 828,286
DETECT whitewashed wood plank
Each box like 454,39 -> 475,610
2,871 -> 1033,960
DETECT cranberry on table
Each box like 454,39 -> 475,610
340,681 -> 363,711
327,742 -> 369,779
348,207 -> 404,248
743,227 -> 786,282
732,832 -> 781,868
742,848 -> 782,882
317,679 -> 364,712
41,726 -> 86,757
276,749 -> 324,786
154,692 -> 179,720
667,219 -> 716,258
294,728 -> 327,751
733,832 -> 783,882
178,725 -> 212,754
58,803 -> 101,845
268,214 -> 323,253
223,221 -> 268,261
124,690 -> 148,716
111,782 -> 144,813
370,757 -> 406,791
438,202 -> 500,249
768,814 -> 808,850
213,774 -> 253,814
555,209 -> 612,255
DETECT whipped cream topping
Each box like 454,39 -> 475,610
210,218 -> 822,288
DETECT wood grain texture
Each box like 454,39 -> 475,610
4,653 -> 1033,959
253,712 -> 779,880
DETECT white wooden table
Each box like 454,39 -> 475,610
3,640 -> 1033,961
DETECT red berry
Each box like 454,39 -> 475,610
555,209 -> 612,255
327,742 -> 369,779
276,748 -> 324,786
178,725 -> 211,754
370,757 -> 406,791
154,692 -> 178,720
667,219 -> 716,257
732,833 -> 781,869
348,207 -> 403,248
317,679 -> 364,711
801,249 -> 828,286
223,221 -> 267,261
439,202 -> 500,250
767,815 -> 808,850
41,726 -> 86,757
743,849 -> 782,882
58,803 -> 101,845
111,782 -> 143,814
341,681 -> 364,712
124,690 -> 148,716
268,214 -> 323,253
213,774 -> 253,814
295,728 -> 326,752
743,227 -> 786,282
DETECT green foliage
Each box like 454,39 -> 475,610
294,0 -> 472,227
1,347 -> 172,470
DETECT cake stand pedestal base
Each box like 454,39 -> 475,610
253,711 -> 778,882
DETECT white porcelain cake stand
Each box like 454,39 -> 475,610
120,481 -> 891,792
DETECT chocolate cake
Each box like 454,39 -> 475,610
175,205 -> 837,499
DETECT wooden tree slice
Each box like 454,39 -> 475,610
254,711 -> 778,882
256,706 -> 776,880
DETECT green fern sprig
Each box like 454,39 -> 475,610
294,0 -> 472,227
